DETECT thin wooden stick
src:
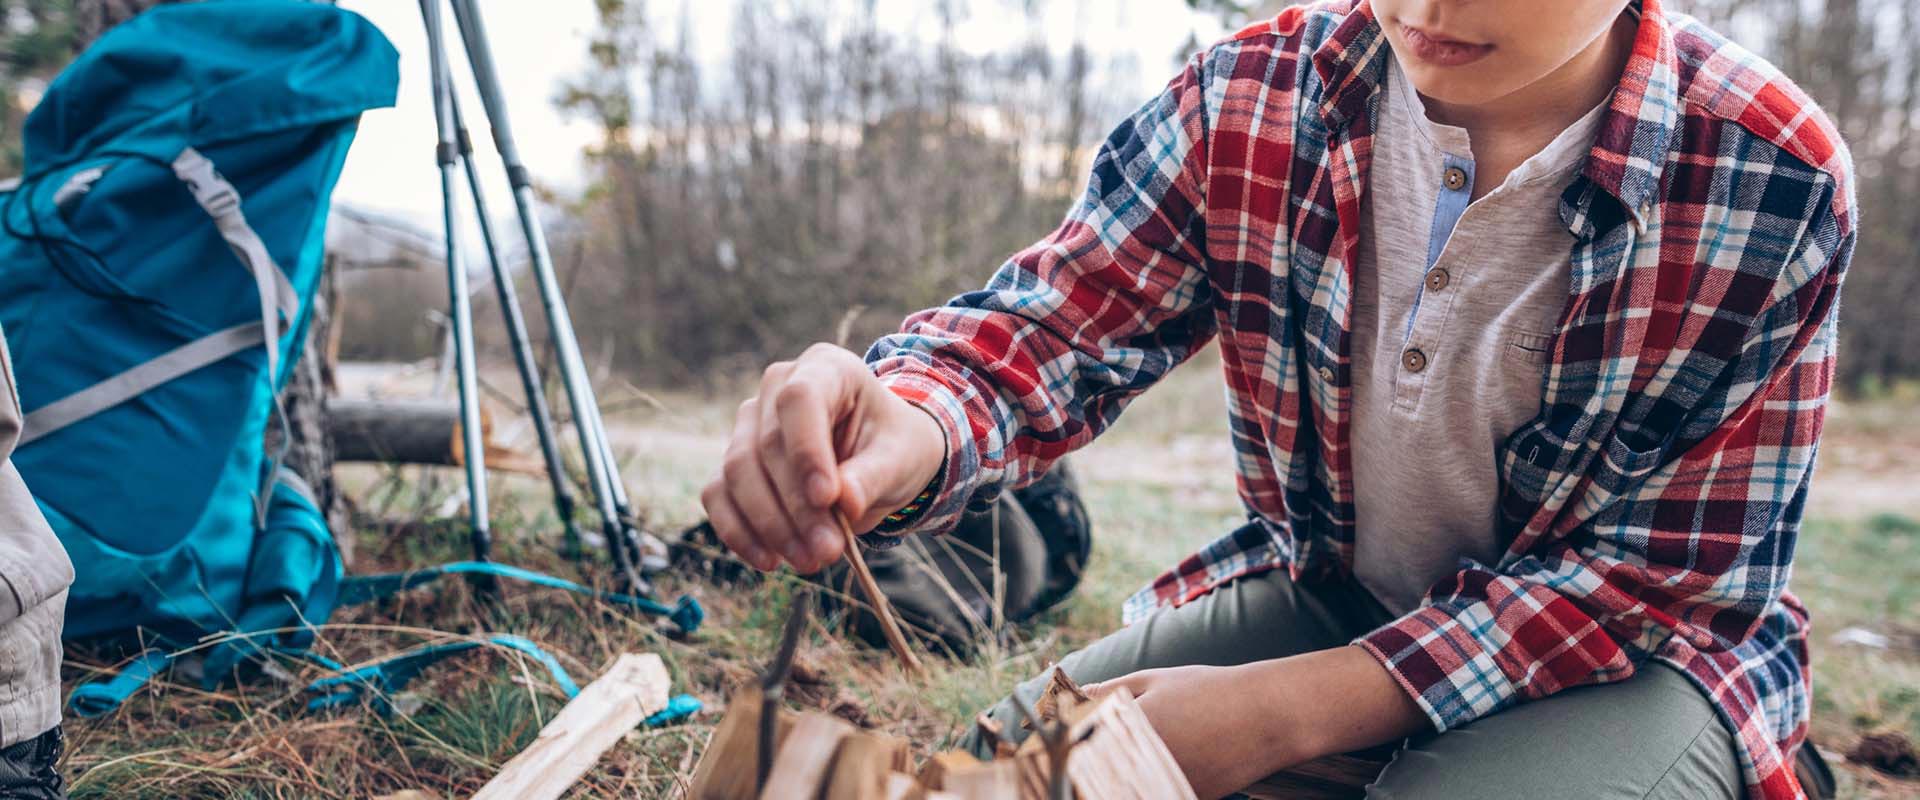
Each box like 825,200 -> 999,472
834,509 -> 926,677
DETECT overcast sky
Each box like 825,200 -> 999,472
330,0 -> 1228,228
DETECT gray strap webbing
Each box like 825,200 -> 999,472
20,322 -> 265,445
53,164 -> 110,212
171,148 -> 297,381
274,466 -> 319,508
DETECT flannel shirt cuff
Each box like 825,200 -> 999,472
1353,600 -> 1524,735
870,368 -> 979,539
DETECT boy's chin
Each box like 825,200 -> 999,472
1397,64 -> 1527,111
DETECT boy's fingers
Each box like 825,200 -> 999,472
700,482 -> 776,571
773,363 -> 850,508
724,455 -> 811,571
720,399 -> 809,570
759,375 -> 838,565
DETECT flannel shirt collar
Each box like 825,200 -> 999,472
1573,0 -> 1681,230
1309,2 -> 1390,131
1310,0 -> 1682,231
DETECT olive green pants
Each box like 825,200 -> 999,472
966,569 -> 1741,799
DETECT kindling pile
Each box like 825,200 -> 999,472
687,666 -> 1197,800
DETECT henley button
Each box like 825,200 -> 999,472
1443,166 -> 1468,191
1425,267 -> 1450,291
1401,348 -> 1428,373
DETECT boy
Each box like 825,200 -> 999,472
702,1 -> 1851,797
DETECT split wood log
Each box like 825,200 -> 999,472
328,398 -> 543,474
823,728 -> 913,800
916,751 -> 985,789
759,713 -> 857,800
1029,666 -> 1089,728
688,685 -> 791,800
689,684 -> 917,800
1240,753 -> 1390,800
692,671 -> 1199,800
470,652 -> 671,800
1015,686 -> 1196,800
926,756 -> 1022,798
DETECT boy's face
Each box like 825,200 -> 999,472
1372,0 -> 1632,108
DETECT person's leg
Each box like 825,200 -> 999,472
960,562 -> 1387,756
1366,662 -> 1740,800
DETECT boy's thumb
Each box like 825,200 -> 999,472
832,448 -> 894,530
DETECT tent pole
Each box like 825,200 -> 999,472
445,89 -> 587,564
418,0 -> 493,578
446,0 -> 652,592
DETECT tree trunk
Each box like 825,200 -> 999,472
269,261 -> 345,563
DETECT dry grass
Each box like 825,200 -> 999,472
58,350 -> 1920,798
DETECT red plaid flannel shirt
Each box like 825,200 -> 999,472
869,2 -> 1852,796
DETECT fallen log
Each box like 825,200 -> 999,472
328,398 -> 543,474
470,652 -> 672,800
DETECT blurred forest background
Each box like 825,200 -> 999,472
6,0 -> 1917,391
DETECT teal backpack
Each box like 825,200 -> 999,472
0,1 -> 699,718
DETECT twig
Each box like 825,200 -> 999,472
832,509 -> 925,677
758,588 -> 814,791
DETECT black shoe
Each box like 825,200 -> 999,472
1011,460 -> 1092,613
816,461 -> 1094,658
0,727 -> 65,800
1794,741 -> 1836,800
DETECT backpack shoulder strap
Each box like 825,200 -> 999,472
170,147 -> 299,377
20,321 -> 262,445
19,148 -> 298,444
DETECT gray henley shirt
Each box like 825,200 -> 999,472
1348,56 -> 1609,615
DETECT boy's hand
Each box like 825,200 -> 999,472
701,343 -> 946,574
1085,647 -> 1427,799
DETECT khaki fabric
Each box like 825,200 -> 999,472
0,325 -> 72,748
963,566 -> 1739,799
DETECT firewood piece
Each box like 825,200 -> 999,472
822,730 -> 911,800
918,751 -> 984,790
760,713 -> 857,800
1069,688 -> 1194,800
1031,665 -> 1089,726
1007,686 -> 1197,800
689,686 -> 795,800
471,653 -> 671,800
938,757 -> 1023,799
1240,753 -> 1391,800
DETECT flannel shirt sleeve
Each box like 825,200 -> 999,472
863,54 -> 1220,537
1357,182 -> 1854,733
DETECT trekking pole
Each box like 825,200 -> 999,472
587,399 -> 670,571
418,0 -> 494,575
445,0 -> 650,594
445,89 -> 585,562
